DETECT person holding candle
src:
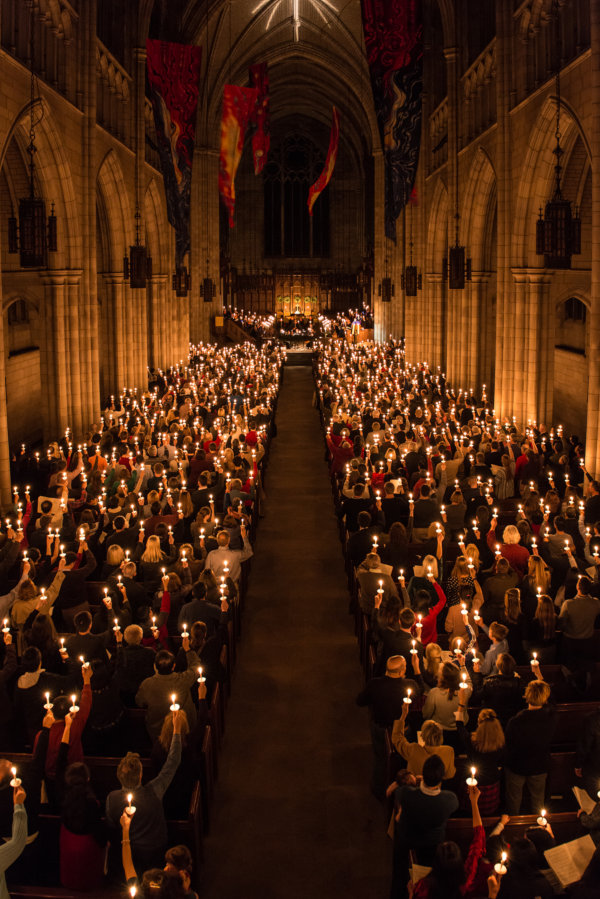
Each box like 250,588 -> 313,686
64,611 -> 109,666
135,635 -> 200,741
51,538 -> 98,632
557,575 -> 600,690
33,662 -> 93,782
0,780 -> 27,898
503,679 -> 556,816
106,709 -> 184,874
475,621 -> 510,678
491,837 -> 555,899
408,784 -> 487,899
480,558 -> 520,626
422,661 -> 472,751
390,703 -> 456,781
486,522 -> 530,579
454,705 -> 506,816
389,755 -> 459,899
0,627 -> 17,752
524,594 -> 558,664
177,581 -> 229,640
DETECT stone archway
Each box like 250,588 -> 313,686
553,294 -> 589,440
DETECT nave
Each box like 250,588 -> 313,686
201,364 -> 389,899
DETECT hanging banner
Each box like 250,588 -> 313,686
248,63 -> 271,175
218,85 -> 259,228
360,0 -> 422,241
307,106 -> 340,216
146,39 -> 202,266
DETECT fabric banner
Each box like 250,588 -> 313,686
360,0 -> 423,241
307,106 -> 340,216
248,63 -> 271,175
218,85 -> 259,228
146,39 -> 202,266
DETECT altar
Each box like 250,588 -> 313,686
274,271 -> 321,319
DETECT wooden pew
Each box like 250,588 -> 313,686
446,812 -> 582,856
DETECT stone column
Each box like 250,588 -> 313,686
41,272 -> 71,437
586,1 -> 600,474
510,269 -> 528,426
0,261 -> 12,509
426,274 -> 444,371
527,271 -> 552,427
372,147 -> 388,342
494,0 -> 514,420
467,272 -> 490,391
190,146 -> 221,343
79,0 -> 100,431
102,274 -> 128,393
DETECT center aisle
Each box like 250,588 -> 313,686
201,365 -> 389,898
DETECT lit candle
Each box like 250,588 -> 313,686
197,666 -> 206,684
466,766 -> 478,786
2,619 -> 8,634
530,651 -> 538,668
410,639 -> 418,656
44,691 -> 52,710
537,808 -> 548,827
113,618 -> 120,633
170,693 -> 179,712
79,655 -> 89,669
126,792 -> 136,816
10,766 -> 21,788
494,851 -> 508,876
459,671 -> 469,690
70,694 -> 79,713
181,623 -> 189,639
403,688 -> 412,705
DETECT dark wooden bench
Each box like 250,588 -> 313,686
446,812 -> 582,855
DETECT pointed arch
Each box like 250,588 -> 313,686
96,149 -> 132,273
461,147 -> 496,271
426,177 -> 448,273
511,95 -> 591,266
144,177 -> 170,273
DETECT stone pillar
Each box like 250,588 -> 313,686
190,146 -> 221,343
494,0 -> 514,420
510,270 -> 528,426
41,272 -> 71,437
426,274 -> 445,371
102,274 -> 128,393
466,273 -> 489,391
586,1 -> 600,475
0,264 -> 12,510
79,0 -> 100,431
372,147 -> 388,342
527,272 -> 552,427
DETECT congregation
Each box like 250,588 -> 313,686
0,339 -> 283,897
317,336 -> 600,899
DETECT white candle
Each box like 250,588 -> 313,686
2,618 -> 8,634
170,693 -> 180,712
494,851 -> 508,876
126,792 -> 136,816
10,766 -> 20,787
459,671 -> 469,690
466,766 -> 478,786
197,666 -> 206,684
70,694 -> 79,713
181,624 -> 189,639
44,691 -> 52,710
530,651 -> 538,667
537,808 -> 548,827
410,639 -> 418,656
403,688 -> 412,705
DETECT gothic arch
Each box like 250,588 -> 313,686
144,177 -> 170,273
0,98 -> 79,270
511,95 -> 591,266
461,148 -> 496,272
426,178 -> 449,273
96,149 -> 132,273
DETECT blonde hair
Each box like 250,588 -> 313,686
451,556 -> 470,579
421,555 -> 438,579
106,544 -> 125,566
141,534 -> 165,563
489,621 -> 509,642
525,680 -> 551,707
465,544 -> 480,571
527,555 -> 551,593
421,720 -> 443,747
472,709 -> 505,753
504,588 -> 521,624
427,521 -> 445,539
158,710 -> 190,752
502,525 -> 521,545
424,642 -> 443,678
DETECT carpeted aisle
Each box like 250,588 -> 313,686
201,365 -> 390,899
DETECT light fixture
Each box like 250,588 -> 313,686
201,258 -> 215,303
378,252 -> 394,302
401,200 -> 421,297
172,266 -> 191,296
536,0 -> 581,269
8,9 -> 58,268
123,208 -> 152,289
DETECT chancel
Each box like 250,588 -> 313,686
0,1 -> 599,898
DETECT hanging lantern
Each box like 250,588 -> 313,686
401,265 -> 422,297
172,266 -> 191,296
124,209 -> 152,289
7,12 -> 58,269
201,277 -> 216,302
535,1 -> 581,270
379,276 -> 394,302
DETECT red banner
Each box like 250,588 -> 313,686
218,85 -> 259,227
249,63 -> 270,175
307,106 -> 340,216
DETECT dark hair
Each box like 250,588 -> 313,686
25,614 -> 55,654
155,650 -> 175,674
192,581 -> 207,601
61,762 -> 97,835
74,610 -> 92,633
525,826 -> 556,868
427,842 -> 465,899
357,511 -> 371,529
509,837 -> 539,870
554,515 -> 566,532
578,575 -> 593,594
422,754 -> 446,787
21,646 -> 42,673
164,844 -> 193,873
497,653 -> 516,676
399,608 -> 415,629
113,515 -> 125,530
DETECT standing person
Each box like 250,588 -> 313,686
390,755 -> 459,899
557,575 -> 600,690
0,783 -> 27,899
503,680 -> 556,815
105,709 -> 184,874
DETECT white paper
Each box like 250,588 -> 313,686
544,834 -> 596,888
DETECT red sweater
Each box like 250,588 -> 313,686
418,581 -> 447,645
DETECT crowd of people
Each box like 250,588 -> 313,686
317,337 -> 600,899
0,340 -> 283,896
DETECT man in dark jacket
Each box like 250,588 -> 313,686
575,707 -> 600,802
